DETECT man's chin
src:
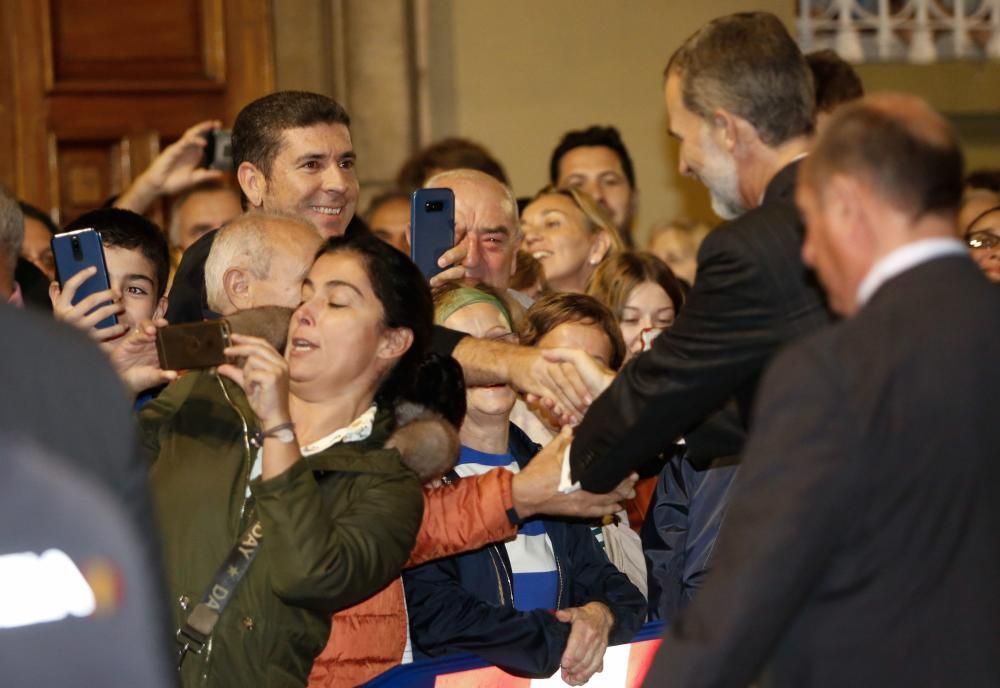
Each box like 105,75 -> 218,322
709,193 -> 745,221
311,216 -> 345,239
305,208 -> 354,238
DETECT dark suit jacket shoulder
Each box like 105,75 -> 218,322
571,162 -> 831,492
648,255 -> 1000,687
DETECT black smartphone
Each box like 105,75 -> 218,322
410,188 -> 455,280
201,129 -> 234,171
156,320 -> 231,371
51,228 -> 117,330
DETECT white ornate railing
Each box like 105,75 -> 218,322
799,0 -> 1000,63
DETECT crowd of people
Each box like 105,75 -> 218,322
1,10 -> 997,688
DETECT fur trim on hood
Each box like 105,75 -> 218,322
386,401 -> 459,483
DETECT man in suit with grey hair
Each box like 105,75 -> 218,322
646,93 -> 1000,688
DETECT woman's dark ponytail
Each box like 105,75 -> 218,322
396,352 -> 466,429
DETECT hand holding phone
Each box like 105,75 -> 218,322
217,333 -> 292,430
410,188 -> 455,281
50,229 -> 125,340
155,320 -> 231,371
201,129 -> 234,171
110,319 -> 179,394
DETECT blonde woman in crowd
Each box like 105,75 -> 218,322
521,186 -> 624,294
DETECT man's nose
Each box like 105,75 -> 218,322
462,234 -> 481,268
322,165 -> 348,193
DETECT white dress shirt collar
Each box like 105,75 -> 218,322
299,404 -> 378,456
856,238 -> 968,308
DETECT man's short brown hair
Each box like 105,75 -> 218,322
807,49 -> 864,114
804,93 -> 964,221
232,91 -> 351,179
396,138 -> 508,192
666,12 -> 814,146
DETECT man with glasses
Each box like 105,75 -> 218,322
964,205 -> 1000,282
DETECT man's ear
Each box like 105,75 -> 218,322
711,109 -> 740,153
377,326 -> 414,362
825,175 -> 854,223
237,161 -> 266,209
715,109 -> 762,157
827,174 -> 873,251
223,267 -> 253,311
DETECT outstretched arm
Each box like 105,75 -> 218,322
115,120 -> 225,214
452,336 -> 595,424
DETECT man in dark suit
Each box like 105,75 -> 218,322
645,94 -> 1000,687
567,13 -> 831,493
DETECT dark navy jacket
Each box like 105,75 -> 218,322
643,401 -> 745,621
643,451 -> 740,621
403,425 -> 646,678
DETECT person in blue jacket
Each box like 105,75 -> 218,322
404,284 -> 645,685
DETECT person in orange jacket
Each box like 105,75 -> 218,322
309,425 -> 636,687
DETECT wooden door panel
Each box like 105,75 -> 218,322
51,132 -> 159,226
49,94 -> 228,138
1,0 -> 272,225
56,141 -> 120,223
48,0 -> 226,91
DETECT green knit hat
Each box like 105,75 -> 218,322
434,286 -> 513,329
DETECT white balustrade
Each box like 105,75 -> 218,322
798,0 -> 1000,63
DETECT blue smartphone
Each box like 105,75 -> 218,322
51,228 -> 118,330
410,188 -> 455,281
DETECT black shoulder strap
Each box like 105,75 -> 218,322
175,516 -> 263,670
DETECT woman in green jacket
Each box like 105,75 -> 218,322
141,233 -> 433,687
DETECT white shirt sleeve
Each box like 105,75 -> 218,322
557,444 -> 581,493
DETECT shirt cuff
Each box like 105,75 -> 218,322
557,444 -> 581,494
